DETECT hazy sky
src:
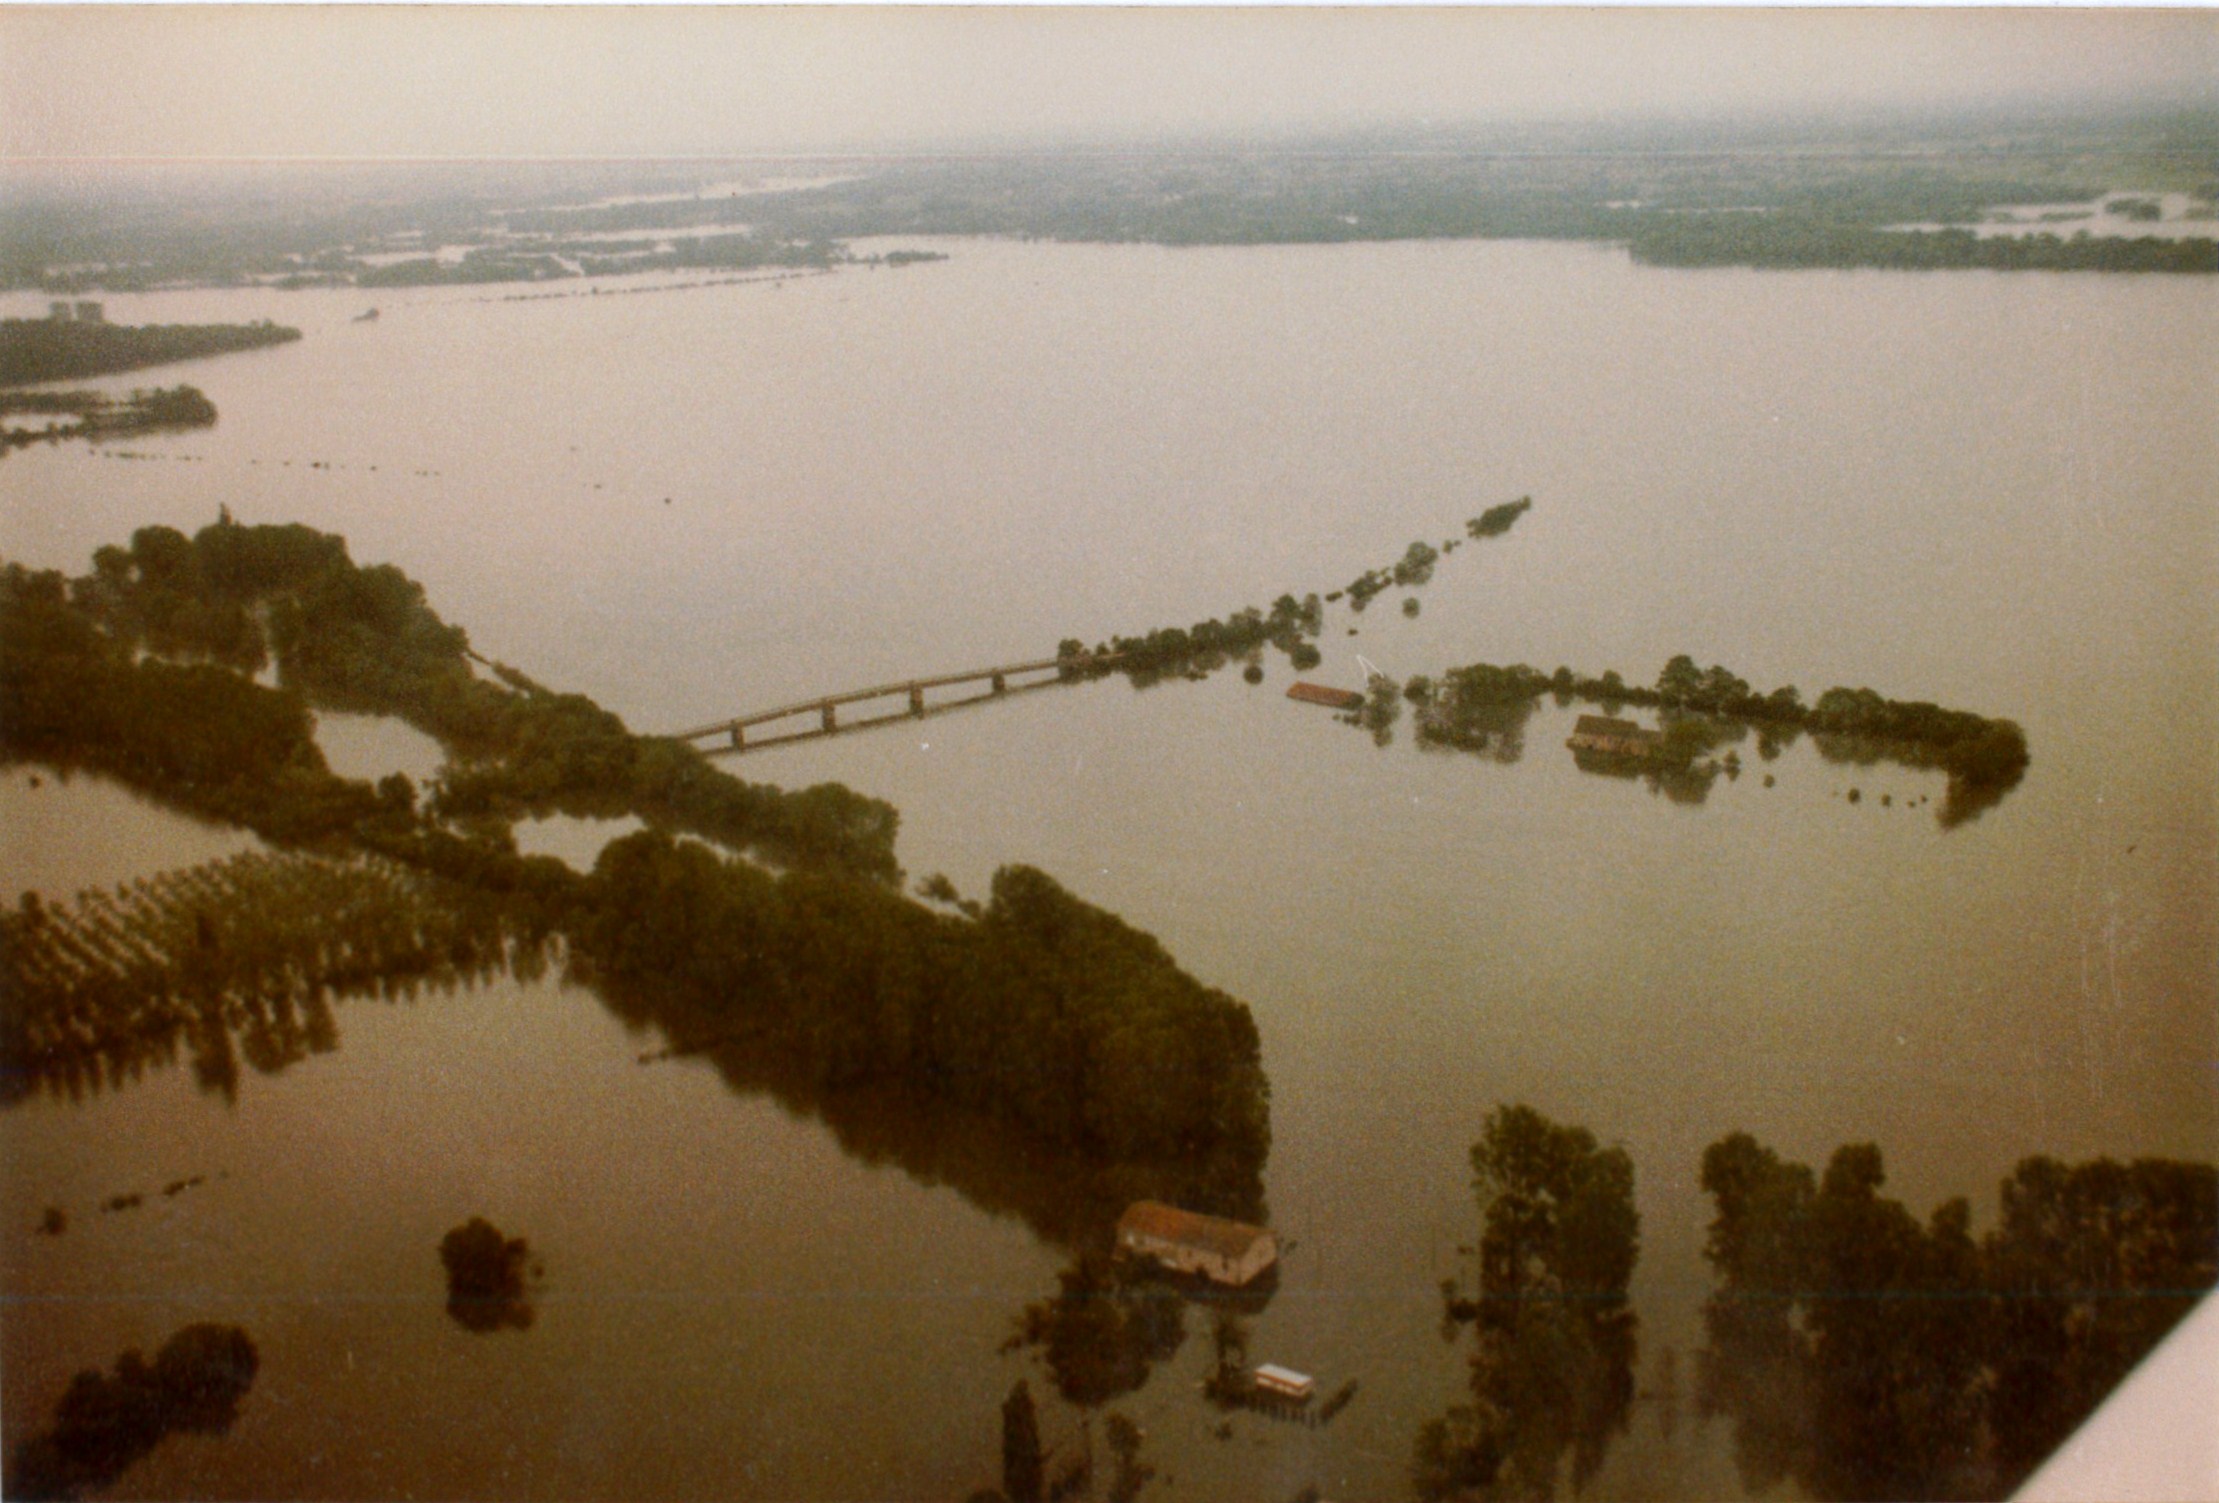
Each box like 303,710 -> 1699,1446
3,6 -> 2214,160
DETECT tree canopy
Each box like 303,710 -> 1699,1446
1416,1105 -> 1641,1501
1698,1132 -> 2217,1500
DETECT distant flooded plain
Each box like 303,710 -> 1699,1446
3,237 -> 2214,1499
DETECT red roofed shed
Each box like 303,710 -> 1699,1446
1286,682 -> 1365,711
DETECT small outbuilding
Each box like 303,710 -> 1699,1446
1566,714 -> 1663,758
1251,1365 -> 1316,1401
1286,682 -> 1365,711
1116,1201 -> 1279,1287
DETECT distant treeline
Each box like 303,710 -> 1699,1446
1,521 -> 1271,1196
1041,496 -> 2024,824
569,232 -> 841,279
689,155 -> 2093,251
1629,217 -> 2219,274
282,232 -> 842,289
0,319 -> 301,387
718,149 -> 2212,276
10,118 -> 2214,290
1402,653 -> 2028,824
1,385 -> 215,453
357,252 -> 574,288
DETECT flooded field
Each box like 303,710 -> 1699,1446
3,234 -> 2214,1500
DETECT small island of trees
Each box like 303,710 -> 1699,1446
0,319 -> 301,387
1393,652 -> 2028,825
2,385 -> 217,453
440,1217 -> 539,1333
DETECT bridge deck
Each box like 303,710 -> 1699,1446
670,653 -> 1120,743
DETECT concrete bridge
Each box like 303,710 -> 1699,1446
672,652 -> 1123,752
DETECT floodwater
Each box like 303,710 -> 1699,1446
2,236 -> 2215,1501
315,712 -> 447,787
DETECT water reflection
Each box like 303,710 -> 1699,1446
1415,1106 -> 1641,1502
5,1324 -> 259,1502
982,1381 -> 1168,1503
1754,721 -> 1805,760
1,851 -> 546,1106
627,1035 -> 1266,1254
1417,697 -> 1533,765
0,765 -> 264,906
989,1250 -> 1312,1503
1101,1411 -> 1159,1503
1568,748 -> 1721,806
585,854 -> 1271,1251
1807,734 -> 2023,829
1803,732 -> 2026,828
1556,708 -> 2031,818
1697,1134 -> 2218,1501
996,1379 -> 1048,1502
990,1275 -> 1200,1503
1006,1254 -> 1189,1409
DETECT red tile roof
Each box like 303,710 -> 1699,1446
1117,1201 -> 1272,1261
1287,682 -> 1365,710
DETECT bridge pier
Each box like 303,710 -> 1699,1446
821,703 -> 837,733
729,723 -> 745,750
991,672 -> 1007,694
909,685 -> 926,717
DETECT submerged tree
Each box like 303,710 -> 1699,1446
1984,1155 -> 2217,1483
5,1324 -> 259,1501
1697,1133 -> 2217,1501
1416,1105 -> 1640,1501
1007,1254 -> 1188,1411
0,850 -> 538,1106
440,1217 -> 539,1334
